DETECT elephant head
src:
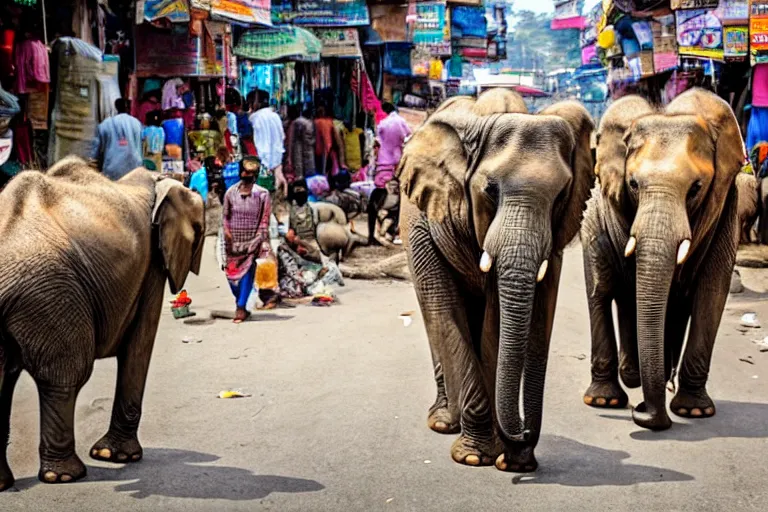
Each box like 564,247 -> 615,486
152,178 -> 206,294
597,88 -> 744,430
398,94 -> 595,446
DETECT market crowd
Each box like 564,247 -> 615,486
89,80 -> 412,322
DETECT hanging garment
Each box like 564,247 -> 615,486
13,118 -> 33,165
753,65 -> 768,108
747,107 -> 768,154
342,126 -> 363,171
162,78 -> 185,110
14,39 -> 50,94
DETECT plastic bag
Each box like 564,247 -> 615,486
307,174 -> 330,197
256,257 -> 278,290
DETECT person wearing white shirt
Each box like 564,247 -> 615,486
248,90 -> 287,198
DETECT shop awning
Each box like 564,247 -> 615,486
234,26 -> 322,62
510,85 -> 550,97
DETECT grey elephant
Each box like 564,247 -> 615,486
736,172 -> 758,243
398,89 -> 595,472
0,157 -> 205,489
581,88 -> 744,430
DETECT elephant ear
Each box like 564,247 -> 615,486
666,88 -> 745,243
539,101 -> 596,251
397,117 -> 468,223
595,96 -> 654,215
153,178 -> 206,294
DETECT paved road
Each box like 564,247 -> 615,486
5,243 -> 768,511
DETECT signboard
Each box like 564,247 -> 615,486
676,9 -> 724,59
724,25 -> 749,57
720,0 -> 749,24
311,28 -> 361,57
671,0 -> 719,10
554,0 -> 581,20
142,0 -> 190,23
292,0 -> 370,27
751,0 -> 768,51
211,0 -> 271,26
413,1 -> 451,56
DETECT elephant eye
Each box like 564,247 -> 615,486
628,177 -> 639,191
688,180 -> 702,199
485,181 -> 499,200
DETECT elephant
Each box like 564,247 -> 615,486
581,88 -> 745,430
398,89 -> 595,472
0,157 -> 205,489
736,172 -> 758,244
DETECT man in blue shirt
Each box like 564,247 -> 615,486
90,98 -> 143,180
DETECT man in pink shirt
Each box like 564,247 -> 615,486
374,103 -> 412,188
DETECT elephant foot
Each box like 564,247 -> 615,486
583,380 -> 628,408
38,455 -> 86,484
450,434 -> 502,466
631,401 -> 672,431
671,388 -> 715,419
90,434 -> 143,463
495,445 -> 538,473
0,461 -> 14,492
428,407 -> 459,434
619,367 -> 641,389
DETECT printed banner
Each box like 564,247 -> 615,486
719,0 -> 749,23
724,25 -> 749,57
311,28 -> 361,57
211,0 -> 271,25
671,0 -> 719,10
292,0 -> 370,27
413,1 -> 450,56
676,9 -> 724,59
751,0 -> 768,51
143,0 -> 190,23
554,0 -> 581,20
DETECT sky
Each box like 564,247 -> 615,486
510,0 -> 602,15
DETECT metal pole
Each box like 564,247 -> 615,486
41,0 -> 48,46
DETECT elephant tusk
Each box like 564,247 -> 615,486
677,239 -> 691,265
624,236 -> 637,257
536,259 -> 549,282
479,251 -> 493,272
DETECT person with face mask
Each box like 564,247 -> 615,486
286,179 -> 322,263
221,156 -> 274,323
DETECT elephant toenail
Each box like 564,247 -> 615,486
677,408 -> 688,416
91,449 -> 99,457
60,474 -> 72,482
98,448 -> 112,459
704,407 -> 714,415
609,398 -> 619,406
434,421 -> 447,430
691,408 -> 702,417
495,455 -> 507,471
131,454 -> 141,461
43,471 -> 57,482
583,396 -> 594,405
465,455 -> 480,466
595,397 -> 606,406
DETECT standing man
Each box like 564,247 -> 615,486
374,102 -> 411,188
90,98 -> 143,180
249,89 -> 287,199
285,105 -> 316,181
221,156 -> 273,323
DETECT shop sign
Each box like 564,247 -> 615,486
211,0 -> 271,26
720,0 -> 749,24
292,0 -> 370,27
311,28 -> 361,58
413,1 -> 451,56
135,24 -> 217,77
724,25 -> 749,57
671,0 -> 719,10
142,0 -> 190,23
675,9 -> 724,59
751,0 -> 768,51
554,0 -> 581,20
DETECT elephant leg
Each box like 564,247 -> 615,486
616,295 -> 640,389
407,221 -> 497,465
92,269 -> 165,463
664,297 -> 690,389
672,229 -> 735,419
497,255 -> 562,473
37,383 -> 87,484
582,240 -> 627,409
0,358 -> 21,492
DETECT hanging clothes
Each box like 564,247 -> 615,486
14,39 -> 50,94
162,78 -> 185,111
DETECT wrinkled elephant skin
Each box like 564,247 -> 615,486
581,89 -> 744,431
0,157 -> 205,490
398,89 -> 595,471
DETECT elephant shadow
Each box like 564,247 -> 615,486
510,435 -> 694,487
629,400 -> 768,442
16,448 -> 324,500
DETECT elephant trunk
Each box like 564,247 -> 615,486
488,202 -> 551,444
630,195 -> 690,431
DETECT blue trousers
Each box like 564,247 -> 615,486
229,263 -> 256,309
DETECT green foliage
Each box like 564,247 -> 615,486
507,10 -> 582,71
